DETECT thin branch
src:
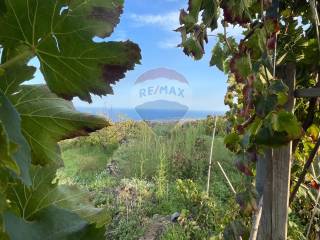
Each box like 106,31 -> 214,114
310,0 -> 320,53
240,114 -> 256,129
290,137 -> 320,205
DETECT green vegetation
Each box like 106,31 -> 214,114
56,117 -> 311,239
1,0 -> 319,239
57,118 -> 247,239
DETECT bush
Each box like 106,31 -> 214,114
105,211 -> 145,240
161,225 -> 188,240
105,178 -> 154,240
175,179 -> 216,239
205,115 -> 227,137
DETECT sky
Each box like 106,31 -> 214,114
30,0 -> 243,112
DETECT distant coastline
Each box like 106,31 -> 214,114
76,107 -> 225,122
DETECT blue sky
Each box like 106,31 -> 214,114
31,0 -> 243,111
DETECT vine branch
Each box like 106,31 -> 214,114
290,137 -> 320,205
306,190 -> 320,239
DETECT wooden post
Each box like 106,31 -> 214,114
258,63 -> 296,239
256,155 -> 267,197
294,88 -> 320,98
257,149 -> 273,239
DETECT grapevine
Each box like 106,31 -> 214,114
178,0 -> 320,238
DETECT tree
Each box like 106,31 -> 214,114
0,0 -> 141,239
177,0 -> 320,238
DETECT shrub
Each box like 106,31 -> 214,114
175,179 -> 216,239
105,211 -> 145,240
205,115 -> 227,137
161,225 -> 188,240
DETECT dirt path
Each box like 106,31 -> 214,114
139,215 -> 171,240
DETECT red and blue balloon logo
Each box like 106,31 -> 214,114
132,68 -> 191,122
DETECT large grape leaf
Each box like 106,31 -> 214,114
9,85 -> 109,165
4,165 -> 108,239
0,169 -> 9,218
186,0 -> 202,21
0,0 -> 141,102
3,206 -> 105,240
0,1 -> 5,16
0,46 -> 36,94
210,35 -> 237,73
0,65 -> 36,95
56,186 -> 111,227
201,0 -> 219,30
0,90 -> 31,185
271,110 -> 302,139
7,166 -> 110,223
236,188 -> 257,215
255,111 -> 302,147
178,0 -> 219,60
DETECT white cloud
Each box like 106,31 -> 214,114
210,18 -> 244,38
129,11 -> 180,30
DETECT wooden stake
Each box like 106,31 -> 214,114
206,116 -> 217,196
217,161 -> 236,195
249,197 -> 263,240
307,190 -> 320,238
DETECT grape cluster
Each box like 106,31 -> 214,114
229,53 -> 245,83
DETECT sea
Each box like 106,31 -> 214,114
76,107 -> 225,122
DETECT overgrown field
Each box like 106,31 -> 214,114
57,118 -> 307,239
